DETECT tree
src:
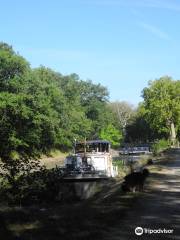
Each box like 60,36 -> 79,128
100,124 -> 122,148
0,47 -> 63,185
142,76 -> 180,145
78,80 -> 110,137
0,42 -> 29,91
0,42 -> 126,188
125,104 -> 158,143
59,75 -> 111,139
109,101 -> 135,132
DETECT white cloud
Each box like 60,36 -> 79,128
137,21 -> 171,40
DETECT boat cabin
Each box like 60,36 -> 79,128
65,140 -> 117,177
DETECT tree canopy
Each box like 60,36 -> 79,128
124,77 -> 180,145
0,42 -> 122,182
142,76 -> 180,144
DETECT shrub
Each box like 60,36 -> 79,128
151,139 -> 170,155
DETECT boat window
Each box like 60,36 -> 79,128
75,143 -> 85,153
75,141 -> 110,153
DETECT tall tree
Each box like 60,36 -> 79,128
125,104 -> 158,143
142,76 -> 180,145
0,42 -> 29,91
0,46 -> 63,185
109,101 -> 135,133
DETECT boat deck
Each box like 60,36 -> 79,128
62,174 -> 109,182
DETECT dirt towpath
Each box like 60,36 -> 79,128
104,148 -> 180,240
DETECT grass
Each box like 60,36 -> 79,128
112,153 -> 152,178
7,221 -> 41,237
113,159 -> 129,178
40,150 -> 69,169
0,179 -> 141,240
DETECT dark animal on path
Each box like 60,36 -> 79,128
147,159 -> 153,165
121,168 -> 149,192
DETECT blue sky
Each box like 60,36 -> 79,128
1,0 -> 180,105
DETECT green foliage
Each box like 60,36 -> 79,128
112,159 -> 124,167
125,104 -> 159,143
126,77 -> 180,144
0,42 -> 116,191
151,139 -> 170,155
100,124 -> 122,147
142,76 -> 180,140
0,166 -> 65,205
0,42 -> 29,91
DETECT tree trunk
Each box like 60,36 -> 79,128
170,122 -> 176,147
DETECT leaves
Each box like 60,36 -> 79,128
142,76 -> 180,140
100,124 -> 122,147
0,43 -> 114,185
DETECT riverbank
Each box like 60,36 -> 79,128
40,150 -> 67,169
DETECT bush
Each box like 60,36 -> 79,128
0,166 -> 66,205
152,139 -> 170,155
112,159 -> 128,177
